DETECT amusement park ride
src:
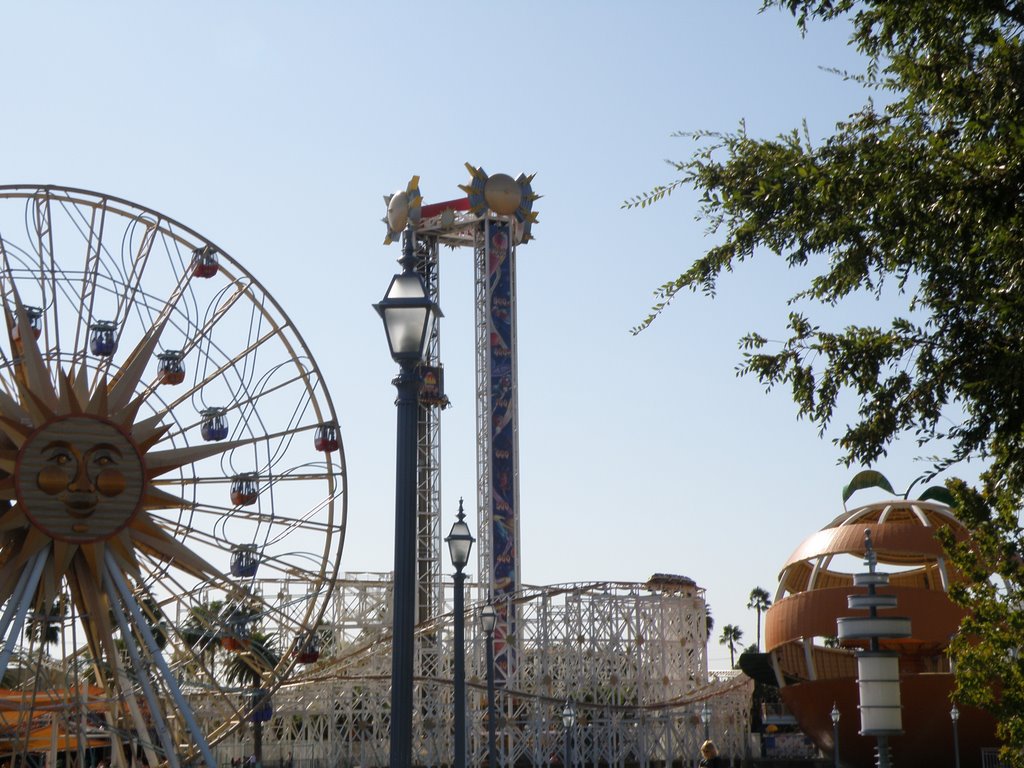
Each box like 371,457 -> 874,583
0,178 -> 749,768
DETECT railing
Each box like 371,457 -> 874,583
761,702 -> 798,724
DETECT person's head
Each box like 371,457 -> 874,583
700,740 -> 718,758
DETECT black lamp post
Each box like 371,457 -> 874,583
700,702 -> 711,743
951,705 -> 961,768
375,227 -> 442,768
446,499 -> 474,768
830,703 -> 840,768
562,699 -> 577,768
480,603 -> 498,768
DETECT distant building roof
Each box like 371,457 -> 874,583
646,573 -> 697,591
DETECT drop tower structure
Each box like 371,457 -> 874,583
382,166 -> 539,687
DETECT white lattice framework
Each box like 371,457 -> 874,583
192,574 -> 753,768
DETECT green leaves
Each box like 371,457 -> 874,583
627,3 -> 1024,758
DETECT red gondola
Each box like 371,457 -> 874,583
230,473 -> 259,506
294,633 -> 320,664
157,350 -> 186,385
11,306 -> 42,345
190,245 -> 219,278
314,422 -> 339,452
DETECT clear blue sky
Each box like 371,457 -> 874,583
0,2 -> 959,668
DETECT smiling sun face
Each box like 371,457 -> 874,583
17,416 -> 144,542
0,303 -> 239,674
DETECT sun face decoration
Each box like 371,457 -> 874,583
0,302 -> 233,684
0,186 -> 345,766
18,415 -> 143,540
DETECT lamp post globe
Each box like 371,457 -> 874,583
446,500 -> 474,768
951,705 -> 961,768
830,703 -> 840,768
700,702 -> 711,742
562,699 -> 577,768
480,603 -> 498,768
375,227 -> 442,768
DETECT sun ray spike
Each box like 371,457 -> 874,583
58,368 -> 85,414
145,439 -> 247,479
73,364 -> 90,403
0,416 -> 33,447
107,319 -> 168,415
0,389 -> 29,428
86,375 -> 109,416
141,486 -> 191,510
11,305 -> 59,414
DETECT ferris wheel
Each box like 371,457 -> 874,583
0,186 -> 346,766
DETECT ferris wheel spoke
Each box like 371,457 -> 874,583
105,550 -> 216,768
104,579 -> 181,768
153,325 -> 287,431
0,549 -> 47,683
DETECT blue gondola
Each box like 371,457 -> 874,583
231,544 -> 260,578
200,407 -> 229,441
249,689 -> 273,723
89,321 -> 118,357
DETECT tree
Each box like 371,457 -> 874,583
627,2 -> 1024,762
226,631 -> 280,768
26,597 -> 65,651
746,587 -> 772,652
719,624 -> 743,668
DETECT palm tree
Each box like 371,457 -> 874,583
747,587 -> 772,651
26,596 -> 66,652
181,599 -> 225,680
705,604 -> 714,637
720,624 -> 743,668
227,631 -> 280,768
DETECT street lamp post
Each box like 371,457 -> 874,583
480,603 -> 498,768
700,702 -> 711,743
446,500 -> 475,768
562,699 -> 577,768
375,227 -> 442,768
837,530 -> 911,768
951,705 -> 961,768
830,703 -> 840,768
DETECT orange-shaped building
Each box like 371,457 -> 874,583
764,493 -> 996,767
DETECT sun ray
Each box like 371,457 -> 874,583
11,302 -> 59,415
107,319 -> 167,417
85,375 -> 109,416
145,440 -> 245,479
141,486 -> 191,510
13,527 -> 51,570
0,388 -> 30,426
50,541 -> 77,593
129,513 -> 225,581
109,528 -> 142,579
57,368 -> 85,415
0,504 -> 25,531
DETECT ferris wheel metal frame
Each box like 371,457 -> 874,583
0,185 -> 346,768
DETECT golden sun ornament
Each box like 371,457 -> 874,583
0,186 -> 345,768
